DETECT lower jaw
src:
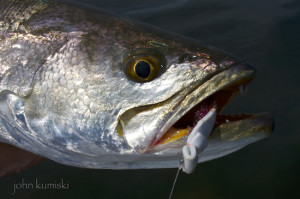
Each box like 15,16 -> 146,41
150,112 -> 273,152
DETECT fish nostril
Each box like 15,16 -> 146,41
178,53 -> 197,63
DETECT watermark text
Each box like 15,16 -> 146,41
11,178 -> 70,195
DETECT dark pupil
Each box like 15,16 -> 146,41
135,61 -> 151,78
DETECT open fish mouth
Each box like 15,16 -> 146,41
147,63 -> 273,152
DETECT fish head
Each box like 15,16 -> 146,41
0,5 -> 273,169
99,23 -> 273,157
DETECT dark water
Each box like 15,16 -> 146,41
1,0 -> 299,198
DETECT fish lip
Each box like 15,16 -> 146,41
146,63 -> 256,152
211,112 -> 274,140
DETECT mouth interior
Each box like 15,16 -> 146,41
153,82 -> 252,147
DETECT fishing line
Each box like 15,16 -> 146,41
169,107 -> 216,198
168,159 -> 183,199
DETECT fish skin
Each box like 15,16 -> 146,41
0,0 -> 272,169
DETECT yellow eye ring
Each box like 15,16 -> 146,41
124,53 -> 164,83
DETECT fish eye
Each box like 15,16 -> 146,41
124,51 -> 165,83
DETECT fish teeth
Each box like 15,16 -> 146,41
244,84 -> 248,94
239,84 -> 244,95
239,84 -> 248,95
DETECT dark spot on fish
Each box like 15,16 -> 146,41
135,61 -> 151,78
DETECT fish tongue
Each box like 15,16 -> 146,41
194,100 -> 216,126
173,97 -> 215,129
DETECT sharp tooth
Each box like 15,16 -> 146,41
239,84 -> 244,95
244,84 -> 248,94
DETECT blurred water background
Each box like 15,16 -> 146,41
0,0 -> 299,198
